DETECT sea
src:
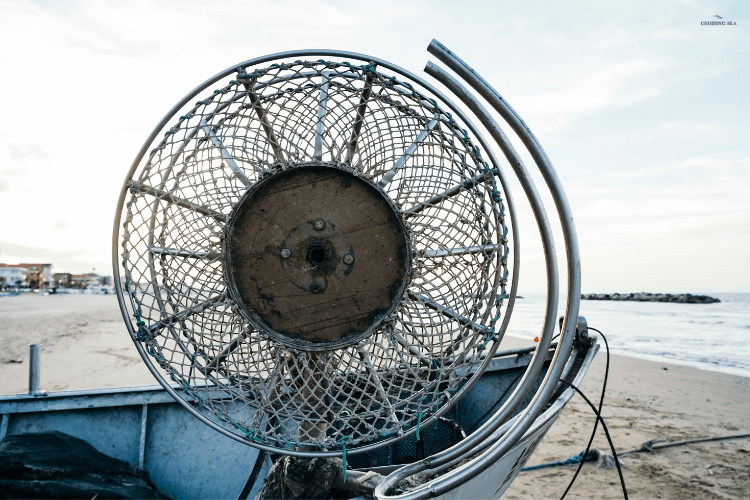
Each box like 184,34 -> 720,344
505,292 -> 750,378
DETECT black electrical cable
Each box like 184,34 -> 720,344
236,449 -> 267,499
559,326 -> 610,499
562,381 -> 628,499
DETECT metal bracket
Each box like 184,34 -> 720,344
575,316 -> 594,347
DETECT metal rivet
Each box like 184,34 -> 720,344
280,248 -> 291,259
310,283 -> 322,294
314,220 -> 325,230
343,254 -> 354,265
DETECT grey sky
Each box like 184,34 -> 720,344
0,0 -> 747,292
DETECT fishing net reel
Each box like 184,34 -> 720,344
114,45 -> 579,465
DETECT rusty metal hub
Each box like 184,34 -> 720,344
223,162 -> 411,350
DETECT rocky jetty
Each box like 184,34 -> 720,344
581,292 -> 720,304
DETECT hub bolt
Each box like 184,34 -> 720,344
280,248 -> 291,259
310,283 -> 322,294
343,254 -> 354,265
314,220 -> 325,230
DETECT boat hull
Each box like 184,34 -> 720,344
0,341 -> 596,499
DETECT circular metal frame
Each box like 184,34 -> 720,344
113,49 -> 523,458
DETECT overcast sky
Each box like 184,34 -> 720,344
0,0 -> 747,293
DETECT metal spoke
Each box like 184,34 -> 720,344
248,351 -> 285,431
144,292 -> 227,336
407,291 -> 489,334
420,244 -> 499,259
358,348 -> 403,434
391,329 -> 433,369
403,172 -> 486,217
378,114 -> 440,188
150,246 -> 221,261
345,69 -> 375,164
243,83 -> 286,163
204,332 -> 248,376
313,73 -> 330,161
386,332 -> 428,388
127,181 -> 227,223
200,118 -> 251,186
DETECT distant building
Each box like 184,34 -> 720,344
0,263 -> 52,290
67,273 -> 110,288
0,264 -> 28,290
18,263 -> 53,289
53,272 -> 74,288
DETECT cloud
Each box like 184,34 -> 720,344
676,153 -> 750,171
511,60 -> 662,134
1,0 -> 748,293
8,144 -> 48,162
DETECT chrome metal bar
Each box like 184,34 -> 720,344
313,73 -> 329,161
407,291 -> 488,334
423,56 -> 562,440
403,172 -> 486,217
138,404 -> 148,470
126,181 -> 227,223
245,85 -> 286,163
345,70 -> 375,164
150,246 -> 221,261
391,330 -> 433,368
378,115 -> 439,188
200,118 -> 251,186
358,349 -> 402,434
205,332 -> 248,376
386,333 -> 429,386
422,244 -> 498,259
249,353 -> 284,431
375,39 -> 579,498
145,293 -> 226,336
28,345 -> 40,395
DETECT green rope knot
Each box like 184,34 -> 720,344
340,436 -> 350,481
416,410 -> 422,441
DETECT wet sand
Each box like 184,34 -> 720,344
1,294 -> 749,498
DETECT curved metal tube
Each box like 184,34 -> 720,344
427,39 -> 582,345
372,65 -> 564,480
374,40 -> 583,498
425,60 -> 560,442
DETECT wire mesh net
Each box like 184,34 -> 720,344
118,58 -> 511,454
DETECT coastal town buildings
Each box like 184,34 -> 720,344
2,264 -> 111,291
0,263 -> 52,290
0,264 -> 28,290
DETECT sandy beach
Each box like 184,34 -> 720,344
1,294 -> 749,498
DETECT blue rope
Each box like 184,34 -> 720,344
416,410 -> 422,441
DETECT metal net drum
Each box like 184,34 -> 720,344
115,55 -> 512,456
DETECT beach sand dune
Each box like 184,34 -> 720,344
1,294 -> 749,498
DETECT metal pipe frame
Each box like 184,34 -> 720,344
113,48 -> 526,458
372,40 -> 583,499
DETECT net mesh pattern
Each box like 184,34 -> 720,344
118,59 -> 511,453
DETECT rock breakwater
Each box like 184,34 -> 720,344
581,292 -> 720,304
